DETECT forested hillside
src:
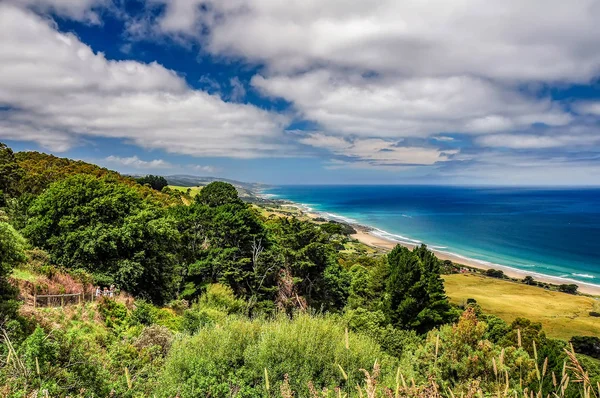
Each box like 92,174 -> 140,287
1,142 -> 599,397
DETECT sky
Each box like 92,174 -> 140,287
1,0 -> 600,185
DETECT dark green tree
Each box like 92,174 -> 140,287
196,181 -> 242,207
559,284 -> 578,294
0,142 -> 24,197
385,244 -> 453,333
269,217 -> 349,310
25,175 -> 180,303
136,175 -> 168,191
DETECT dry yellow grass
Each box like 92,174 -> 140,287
443,273 -> 600,340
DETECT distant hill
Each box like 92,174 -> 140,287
14,151 -> 174,203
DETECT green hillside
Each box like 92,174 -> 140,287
1,141 -> 600,397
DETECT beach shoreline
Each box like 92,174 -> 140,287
269,199 -> 600,297
350,226 -> 600,296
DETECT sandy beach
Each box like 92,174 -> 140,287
350,227 -> 600,296
276,201 -> 600,296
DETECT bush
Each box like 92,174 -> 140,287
130,300 -> 157,326
571,336 -> 600,359
484,269 -> 505,278
199,283 -> 245,313
590,311 -> 600,317
134,325 -> 174,357
181,307 -> 227,334
97,297 -> 129,329
158,313 -> 398,397
559,284 -> 579,294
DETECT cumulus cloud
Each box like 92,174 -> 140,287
104,155 -> 173,169
6,0 -> 110,23
252,71 -> 571,138
151,0 -> 600,83
0,4 -> 288,158
299,133 -> 458,166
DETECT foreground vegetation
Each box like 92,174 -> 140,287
1,142 -> 600,397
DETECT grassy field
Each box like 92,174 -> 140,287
444,273 -> 600,340
168,185 -> 202,197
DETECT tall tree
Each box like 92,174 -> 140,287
136,175 -> 168,191
25,175 -> 180,303
385,244 -> 453,333
196,181 -> 243,207
0,142 -> 24,197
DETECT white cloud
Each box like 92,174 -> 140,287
0,4 -> 289,158
6,0 -> 109,23
253,71 -> 571,138
229,77 -> 247,102
574,101 -> 600,116
190,164 -> 217,173
104,155 -> 173,169
432,136 -> 455,142
152,0 -> 600,83
299,133 -> 458,166
477,132 -> 600,149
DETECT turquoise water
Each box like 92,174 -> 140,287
265,185 -> 600,287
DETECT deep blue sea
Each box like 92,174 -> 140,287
265,185 -> 600,287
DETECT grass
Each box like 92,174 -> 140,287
444,273 -> 600,340
168,185 -> 202,197
11,267 -> 39,283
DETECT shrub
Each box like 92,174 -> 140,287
199,283 -> 245,313
590,311 -> 600,317
97,297 -> 129,329
559,284 -> 579,294
134,325 -> 174,357
167,298 -> 189,315
181,307 -> 227,334
571,336 -> 600,359
484,269 -> 505,278
130,300 -> 157,326
158,313 -> 397,397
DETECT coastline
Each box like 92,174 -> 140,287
269,198 -> 600,297
351,226 -> 600,296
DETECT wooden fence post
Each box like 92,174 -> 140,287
61,296 -> 64,307
33,294 -> 37,309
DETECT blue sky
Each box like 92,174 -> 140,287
1,0 -> 600,185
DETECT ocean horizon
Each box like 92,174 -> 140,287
265,185 -> 600,288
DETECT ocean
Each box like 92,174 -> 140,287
264,185 -> 600,287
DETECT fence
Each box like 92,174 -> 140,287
33,291 -> 95,308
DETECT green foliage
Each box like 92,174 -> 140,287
571,335 -> 600,359
25,174 -> 180,303
158,313 -> 397,397
130,300 -> 158,326
0,222 -> 27,319
385,244 -> 454,333
559,283 -> 579,294
0,142 -> 24,197
320,221 -> 356,236
97,297 -> 129,330
199,283 -> 246,313
485,268 -> 506,278
136,175 -> 168,191
196,181 -> 243,207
